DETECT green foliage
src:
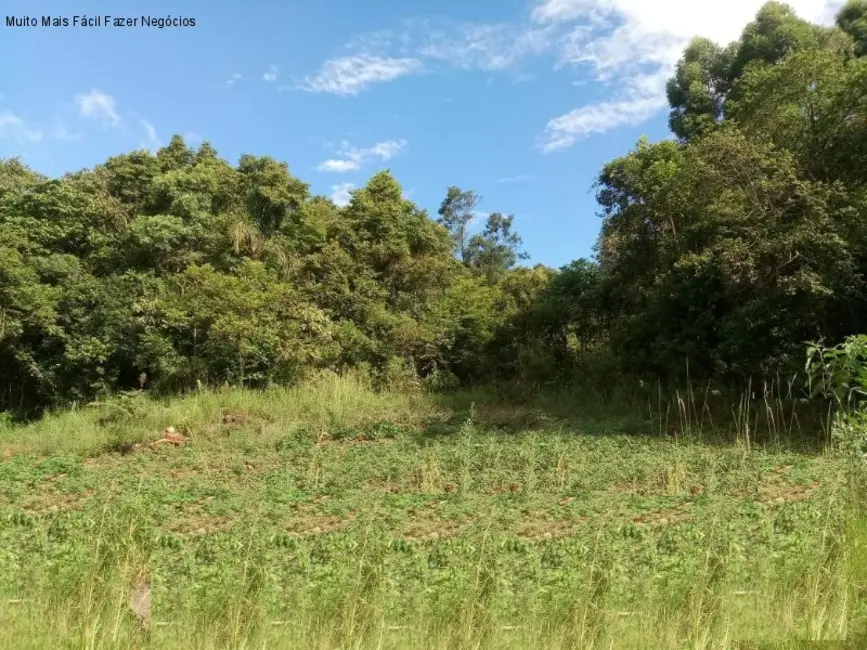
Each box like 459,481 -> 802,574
666,37 -> 735,141
465,212 -> 529,281
580,1 -> 867,386
727,48 -> 867,185
3,1 -> 867,417
437,186 -> 480,263
595,126 -> 863,381
806,335 -> 867,461
806,335 -> 867,406
838,0 -> 867,57
0,145 -> 532,413
728,1 -> 845,81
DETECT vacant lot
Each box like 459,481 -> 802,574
1,377 -> 865,649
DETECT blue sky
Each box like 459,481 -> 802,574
0,0 -> 843,267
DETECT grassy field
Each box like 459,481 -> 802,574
1,373 -> 866,649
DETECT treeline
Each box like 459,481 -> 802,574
1,1 -> 866,414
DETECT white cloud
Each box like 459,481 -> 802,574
317,138 -> 408,173
140,119 -> 161,151
74,90 -> 122,126
339,19 -> 556,79
318,158 -> 361,173
368,140 -> 406,159
415,20 -> 553,71
540,87 -> 668,152
225,73 -> 243,86
262,65 -> 278,82
533,0 -> 843,149
50,119 -> 80,142
301,55 -> 423,95
184,132 -> 202,144
496,174 -> 538,183
331,182 -> 355,206
345,29 -> 398,54
0,111 -> 43,144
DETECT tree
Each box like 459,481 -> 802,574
728,2 -> 840,82
437,186 -> 481,262
237,155 -> 308,238
667,38 -> 736,141
666,2 -> 854,141
594,127 -> 862,381
726,48 -> 867,185
838,0 -> 867,57
156,135 -> 194,173
465,212 -> 529,281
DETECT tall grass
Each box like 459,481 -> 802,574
0,370 -> 440,458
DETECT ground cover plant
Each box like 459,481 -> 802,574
1,373 -> 866,649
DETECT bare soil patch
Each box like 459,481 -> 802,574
21,488 -> 94,514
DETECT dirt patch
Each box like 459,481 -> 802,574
316,437 -> 399,448
166,466 -> 205,480
402,514 -> 469,542
632,502 -> 695,527
405,500 -> 446,516
613,482 -> 645,495
758,480 -> 820,506
279,497 -> 355,535
168,514 -> 232,535
21,488 -> 94,514
740,466 -> 822,505
614,482 -> 705,497
479,482 -> 528,495
364,480 -> 406,494
295,495 -> 330,512
516,514 -> 590,541
286,514 -> 356,535
165,496 -> 234,535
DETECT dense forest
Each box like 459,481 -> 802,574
1,1 -> 866,416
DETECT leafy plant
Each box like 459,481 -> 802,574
805,335 -> 867,407
806,335 -> 867,457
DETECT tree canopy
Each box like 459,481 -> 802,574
2,1 -> 866,415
